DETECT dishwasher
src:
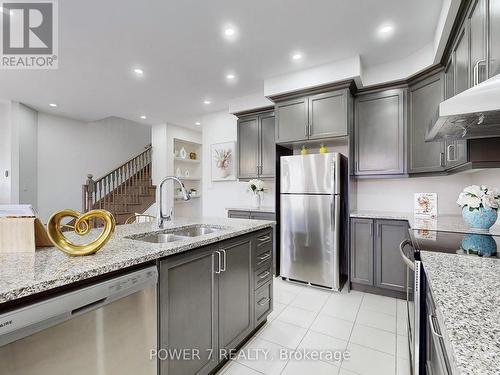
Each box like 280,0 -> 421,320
0,266 -> 158,375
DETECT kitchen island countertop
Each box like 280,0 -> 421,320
420,251 -> 500,375
0,217 -> 274,305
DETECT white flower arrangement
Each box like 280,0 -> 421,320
457,185 -> 500,211
248,179 -> 265,195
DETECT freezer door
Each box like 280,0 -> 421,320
280,194 -> 340,289
280,153 -> 341,194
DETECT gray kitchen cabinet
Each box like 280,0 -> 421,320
445,139 -> 468,169
237,111 -> 275,179
227,210 -> 276,275
453,25 -> 469,95
469,0 -> 488,85
275,97 -> 308,143
350,218 -> 374,285
160,231 -> 274,375
350,218 -> 408,295
490,0 -> 500,77
444,56 -> 455,100
275,89 -> 350,143
159,246 -> 218,375
354,88 -> 406,176
374,220 -> 409,292
308,90 -> 348,139
259,112 -> 276,177
408,72 -> 446,174
218,236 -> 253,352
237,116 -> 260,179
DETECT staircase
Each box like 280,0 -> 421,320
82,145 -> 155,224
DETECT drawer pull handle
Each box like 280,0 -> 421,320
258,297 -> 270,306
257,254 -> 271,262
258,271 -> 270,279
429,314 -> 443,338
258,236 -> 271,242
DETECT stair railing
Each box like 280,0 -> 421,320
82,145 -> 152,214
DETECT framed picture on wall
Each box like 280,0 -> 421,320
211,142 -> 236,181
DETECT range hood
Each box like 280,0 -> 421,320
426,74 -> 500,142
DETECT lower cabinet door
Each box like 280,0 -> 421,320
218,236 -> 253,353
159,246 -> 218,375
350,218 -> 374,285
374,220 -> 409,292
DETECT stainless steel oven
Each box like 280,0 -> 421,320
400,239 -> 422,375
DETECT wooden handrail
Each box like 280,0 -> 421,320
82,145 -> 153,215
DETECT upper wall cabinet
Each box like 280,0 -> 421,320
469,0 -> 487,85
354,88 -> 406,176
490,0 -> 500,77
408,72 -> 446,174
237,110 -> 275,179
275,97 -> 308,143
275,88 -> 350,143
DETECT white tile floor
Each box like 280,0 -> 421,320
218,277 -> 411,375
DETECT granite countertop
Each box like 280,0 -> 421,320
226,206 -> 275,213
350,210 -> 500,236
420,251 -> 500,375
0,217 -> 274,305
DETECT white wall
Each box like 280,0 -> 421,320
0,100 -> 11,204
202,111 -> 275,218
37,114 -> 151,222
356,169 -> 500,216
17,104 -> 38,207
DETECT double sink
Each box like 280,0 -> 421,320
132,225 -> 224,244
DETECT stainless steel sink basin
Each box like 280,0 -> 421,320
172,226 -> 220,237
129,225 -> 225,244
139,233 -> 189,243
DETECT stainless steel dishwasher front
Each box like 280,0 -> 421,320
0,266 -> 158,375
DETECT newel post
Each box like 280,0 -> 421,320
85,174 -> 95,212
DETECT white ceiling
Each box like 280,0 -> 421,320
0,0 -> 444,128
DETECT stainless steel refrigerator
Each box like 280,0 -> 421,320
280,153 -> 342,290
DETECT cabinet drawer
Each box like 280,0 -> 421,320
255,282 -> 273,325
254,263 -> 272,290
254,247 -> 272,268
256,230 -> 273,248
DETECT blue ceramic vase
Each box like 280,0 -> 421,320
462,206 -> 498,230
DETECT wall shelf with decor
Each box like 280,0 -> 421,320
173,138 -> 202,217
174,157 -> 200,164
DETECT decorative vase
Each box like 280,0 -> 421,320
462,206 -> 498,230
252,193 -> 261,209
179,147 -> 187,159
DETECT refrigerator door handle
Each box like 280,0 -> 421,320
331,194 -> 341,290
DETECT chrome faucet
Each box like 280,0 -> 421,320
157,176 -> 190,227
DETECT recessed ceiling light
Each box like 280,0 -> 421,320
378,24 -> 394,36
224,28 -> 235,37
49,103 -> 57,108
226,73 -> 236,80
133,68 -> 144,76
140,115 -> 147,120
195,122 -> 201,126
291,52 -> 303,61
203,100 -> 211,105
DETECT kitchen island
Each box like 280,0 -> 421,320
0,217 -> 275,375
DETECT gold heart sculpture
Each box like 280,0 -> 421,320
46,209 -> 116,256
